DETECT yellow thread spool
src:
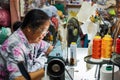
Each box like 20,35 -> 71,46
101,34 -> 113,60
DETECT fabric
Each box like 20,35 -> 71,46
41,5 -> 58,17
0,9 -> 11,27
54,3 -> 65,15
51,16 -> 59,30
97,0 -> 116,9
0,28 -> 50,80
10,0 -> 21,31
0,27 -> 11,44
19,0 -> 25,17
76,1 -> 97,23
57,10 -> 64,18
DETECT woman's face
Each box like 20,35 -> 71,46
27,20 -> 50,43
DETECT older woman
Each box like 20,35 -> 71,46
0,9 -> 53,80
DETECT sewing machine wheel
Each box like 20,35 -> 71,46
47,57 -> 65,77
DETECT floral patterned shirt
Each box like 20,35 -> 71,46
0,28 -> 50,80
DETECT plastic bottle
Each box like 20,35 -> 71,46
70,42 -> 77,66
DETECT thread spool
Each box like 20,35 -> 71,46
91,35 -> 102,62
116,35 -> 120,54
101,34 -> 113,60
92,36 -> 102,59
100,65 -> 120,80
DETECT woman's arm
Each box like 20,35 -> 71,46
45,45 -> 54,56
15,68 -> 44,80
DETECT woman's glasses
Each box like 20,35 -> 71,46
39,28 -> 49,36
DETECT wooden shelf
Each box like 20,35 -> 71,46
66,4 -> 81,8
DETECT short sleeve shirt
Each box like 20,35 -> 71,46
0,28 -> 50,80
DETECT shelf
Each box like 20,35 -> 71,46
66,4 -> 81,8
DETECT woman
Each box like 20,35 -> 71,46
0,9 -> 53,80
12,21 -> 22,31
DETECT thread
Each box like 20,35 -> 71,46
101,34 -> 113,60
100,65 -> 120,80
92,35 -> 102,59
116,35 -> 120,54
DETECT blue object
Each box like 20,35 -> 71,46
84,34 -> 90,48
49,40 -> 63,57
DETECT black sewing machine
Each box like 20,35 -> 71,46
46,56 -> 65,80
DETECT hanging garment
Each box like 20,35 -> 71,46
10,0 -> 21,31
0,8 -> 11,27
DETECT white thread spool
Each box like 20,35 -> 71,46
100,65 -> 120,80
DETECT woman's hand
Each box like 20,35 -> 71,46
45,45 -> 54,56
